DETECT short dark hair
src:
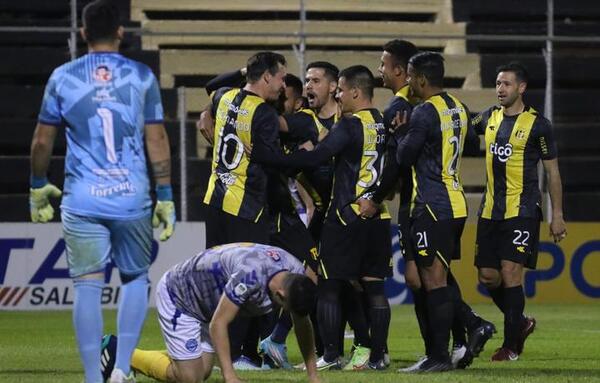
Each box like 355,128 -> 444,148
284,274 -> 317,317
82,0 -> 121,44
383,39 -> 419,70
306,61 -> 339,82
246,52 -> 287,83
285,73 -> 304,99
408,51 -> 445,88
496,61 -> 529,84
339,65 -> 375,99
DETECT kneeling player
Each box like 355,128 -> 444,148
101,243 -> 320,383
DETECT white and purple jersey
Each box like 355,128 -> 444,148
38,52 -> 164,219
165,243 -> 305,322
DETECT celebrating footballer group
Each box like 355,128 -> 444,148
29,1 -> 567,382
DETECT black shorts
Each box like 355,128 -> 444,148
475,216 -> 541,270
319,218 -> 392,280
270,215 -> 319,272
204,205 -> 269,248
397,210 -> 415,262
410,213 -> 465,268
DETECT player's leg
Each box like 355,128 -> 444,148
63,211 -> 111,383
131,275 -> 214,382
341,280 -> 371,370
109,215 -> 153,379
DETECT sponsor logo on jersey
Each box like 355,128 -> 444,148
490,143 -> 513,162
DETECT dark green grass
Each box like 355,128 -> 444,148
1,304 -> 599,382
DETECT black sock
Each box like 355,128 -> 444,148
310,308 -> 324,356
487,285 -> 505,314
271,310 -> 293,344
317,279 -> 343,362
426,286 -> 453,362
242,316 -> 262,363
413,287 -> 431,356
363,280 -> 390,363
229,315 -> 250,360
503,286 -> 525,351
342,282 -> 371,349
448,273 -> 481,334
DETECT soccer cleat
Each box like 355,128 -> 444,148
516,316 -> 536,355
467,319 -> 497,358
491,347 -> 519,362
343,346 -> 370,370
101,334 -> 118,382
259,336 -> 292,369
412,357 -> 454,373
367,359 -> 388,370
315,356 -> 342,371
451,344 -> 472,369
232,355 -> 262,370
110,368 -> 136,383
398,356 -> 428,372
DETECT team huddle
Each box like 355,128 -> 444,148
27,1 -> 567,382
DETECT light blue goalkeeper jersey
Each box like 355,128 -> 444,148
165,243 -> 305,323
38,52 -> 164,219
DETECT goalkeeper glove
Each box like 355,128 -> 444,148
152,185 -> 176,241
30,183 -> 62,223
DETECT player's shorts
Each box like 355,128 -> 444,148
397,209 -> 415,262
410,212 -> 465,269
204,205 -> 269,248
269,213 -> 319,272
319,217 -> 392,280
155,274 -> 214,360
475,216 -> 541,270
61,211 -> 152,278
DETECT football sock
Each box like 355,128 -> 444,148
317,279 -> 343,362
487,285 -> 505,314
116,273 -> 149,375
310,309 -> 324,356
131,349 -> 170,381
271,310 -> 293,344
448,273 -> 481,333
342,283 -> 370,349
503,286 -> 525,351
73,278 -> 104,383
363,280 -> 390,363
413,287 -> 431,356
228,316 -> 250,360
426,286 -> 453,362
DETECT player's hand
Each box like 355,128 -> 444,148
29,183 -> 62,223
390,110 -> 408,134
549,216 -> 567,243
243,142 -> 253,158
357,198 -> 378,218
299,140 -> 314,151
152,200 -> 176,241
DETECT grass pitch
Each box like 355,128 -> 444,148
1,304 -> 599,382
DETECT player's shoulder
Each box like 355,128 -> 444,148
526,106 -> 552,130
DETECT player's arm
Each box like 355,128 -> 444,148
396,106 -> 431,167
463,104 -> 481,157
291,312 -> 320,383
537,118 -> 566,242
197,107 -> 215,146
209,294 -> 243,383
30,122 -> 58,181
205,68 -> 246,95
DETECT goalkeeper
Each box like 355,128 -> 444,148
29,1 -> 175,382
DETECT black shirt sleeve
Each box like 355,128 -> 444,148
205,70 -> 245,96
280,117 -> 353,169
209,87 -> 232,117
463,104 -> 481,157
396,104 -> 433,167
532,116 -> 558,160
471,106 -> 494,135
284,112 -> 319,145
249,103 -> 288,166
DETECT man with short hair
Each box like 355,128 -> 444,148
473,62 -> 566,361
29,1 -> 175,382
102,243 -> 321,383
281,65 -> 392,370
392,52 -> 479,372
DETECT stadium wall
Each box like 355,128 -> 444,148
0,223 -> 598,310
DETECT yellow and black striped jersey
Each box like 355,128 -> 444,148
397,92 -> 478,221
281,108 -> 391,225
472,105 -> 557,220
203,87 -> 283,222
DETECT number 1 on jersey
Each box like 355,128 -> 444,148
97,107 -> 117,164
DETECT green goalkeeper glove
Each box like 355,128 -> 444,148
152,200 -> 176,241
29,183 -> 62,223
